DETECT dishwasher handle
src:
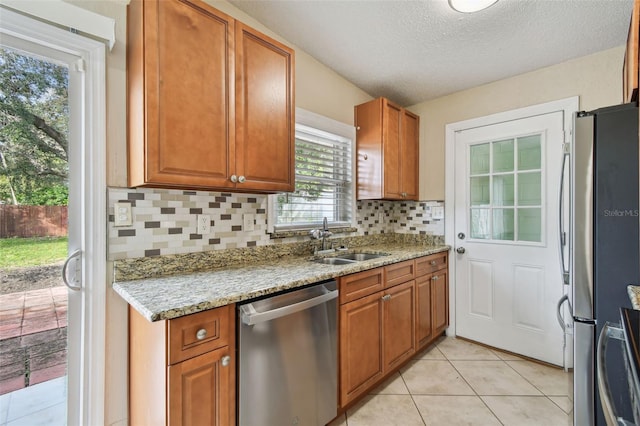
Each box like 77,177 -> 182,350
240,285 -> 338,326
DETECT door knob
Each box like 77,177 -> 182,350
456,247 -> 466,254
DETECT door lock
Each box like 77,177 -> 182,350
458,232 -> 465,240
456,247 -> 466,254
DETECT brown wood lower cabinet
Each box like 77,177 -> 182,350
416,269 -> 449,351
339,252 -> 449,410
383,280 -> 416,370
129,304 -> 235,426
339,291 -> 384,406
432,270 -> 449,336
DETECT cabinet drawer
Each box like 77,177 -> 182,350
385,260 -> 415,288
340,268 -> 385,304
168,305 -> 231,365
415,252 -> 447,276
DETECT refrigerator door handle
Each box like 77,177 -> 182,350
596,322 -> 628,426
556,294 -> 572,332
557,148 -> 570,285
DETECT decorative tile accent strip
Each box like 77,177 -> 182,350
107,187 -> 445,261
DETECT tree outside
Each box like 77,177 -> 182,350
0,47 -> 69,206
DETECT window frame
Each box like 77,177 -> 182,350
267,107 -> 356,234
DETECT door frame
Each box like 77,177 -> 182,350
0,7 -> 107,425
444,97 -> 579,338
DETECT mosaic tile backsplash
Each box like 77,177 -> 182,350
107,187 -> 445,260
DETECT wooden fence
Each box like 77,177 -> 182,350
0,205 -> 68,238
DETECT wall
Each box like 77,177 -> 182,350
410,45 -> 626,200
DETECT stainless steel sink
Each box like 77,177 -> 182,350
312,252 -> 389,265
312,257 -> 357,265
335,252 -> 389,261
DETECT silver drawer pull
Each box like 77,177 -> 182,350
196,328 -> 207,340
432,275 -> 440,281
430,260 -> 437,266
221,355 -> 231,367
381,294 -> 391,301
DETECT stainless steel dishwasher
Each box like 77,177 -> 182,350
238,280 -> 338,426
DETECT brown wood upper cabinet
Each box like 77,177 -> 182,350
354,97 -> 419,200
127,0 -> 295,192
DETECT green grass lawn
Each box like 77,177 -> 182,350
0,237 -> 68,269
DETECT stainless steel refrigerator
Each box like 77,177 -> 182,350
562,102 -> 639,425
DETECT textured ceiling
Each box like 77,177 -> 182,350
229,0 -> 634,106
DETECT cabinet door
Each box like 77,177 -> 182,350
168,346 -> 233,426
382,100 -> 403,199
415,274 -> 433,350
383,280 -> 415,370
130,0 -> 235,188
340,292 -> 384,407
432,270 -> 449,336
235,22 -> 295,192
401,110 -> 419,200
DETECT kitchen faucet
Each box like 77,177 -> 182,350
310,217 -> 333,252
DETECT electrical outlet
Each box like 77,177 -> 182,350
432,206 -> 444,220
197,214 -> 211,234
114,202 -> 132,227
243,214 -> 255,231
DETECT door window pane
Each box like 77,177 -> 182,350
470,209 -> 490,239
518,208 -> 542,242
492,139 -> 514,173
518,135 -> 541,170
518,172 -> 541,206
493,174 -> 514,206
470,176 -> 490,206
470,143 -> 490,175
492,208 -> 514,240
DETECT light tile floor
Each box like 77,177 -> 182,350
0,376 -> 66,426
330,337 -> 573,426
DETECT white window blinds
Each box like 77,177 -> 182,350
274,123 -> 353,230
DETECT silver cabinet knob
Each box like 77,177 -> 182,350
238,175 -> 246,183
430,260 -> 437,266
432,275 -> 440,281
230,175 -> 238,183
456,247 -> 466,254
196,328 -> 207,340
221,355 -> 231,367
356,126 -> 361,130
381,294 -> 391,301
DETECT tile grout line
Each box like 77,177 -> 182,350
500,357 -> 571,414
441,347 -> 506,426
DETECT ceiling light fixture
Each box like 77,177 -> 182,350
449,0 -> 498,13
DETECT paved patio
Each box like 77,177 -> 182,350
0,286 -> 67,395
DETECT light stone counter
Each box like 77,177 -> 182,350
629,285 -> 640,310
113,244 -> 449,321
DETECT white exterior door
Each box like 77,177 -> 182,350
454,111 -> 566,366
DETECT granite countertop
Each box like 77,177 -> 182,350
113,244 -> 449,322
629,285 -> 640,310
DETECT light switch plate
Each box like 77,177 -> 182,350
114,202 -> 132,227
197,214 -> 211,234
243,214 -> 255,231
